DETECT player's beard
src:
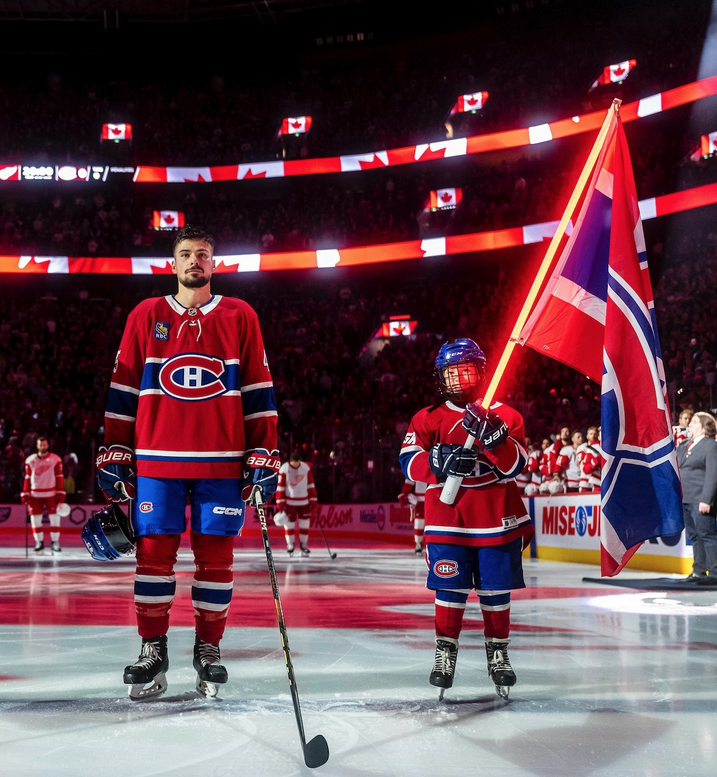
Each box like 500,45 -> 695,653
179,271 -> 210,289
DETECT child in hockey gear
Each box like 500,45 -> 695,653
99,226 -> 279,700
400,338 -> 532,701
124,635 -> 169,701
194,636 -> 228,698
485,640 -> 516,699
275,452 -> 318,557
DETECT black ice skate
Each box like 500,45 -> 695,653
287,544 -> 295,557
414,544 -> 423,555
124,635 -> 169,701
486,639 -> 516,700
300,545 -> 311,557
193,637 -> 228,699
429,637 -> 458,701
34,540 -> 44,555
51,541 -> 61,553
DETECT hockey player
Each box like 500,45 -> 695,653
398,477 -> 427,553
399,338 -> 532,700
21,436 -> 66,554
524,438 -> 550,497
578,426 -> 603,492
275,452 -> 317,556
97,225 -> 279,701
673,409 -> 693,448
554,430 -> 584,492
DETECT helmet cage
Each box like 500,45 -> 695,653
434,338 -> 486,403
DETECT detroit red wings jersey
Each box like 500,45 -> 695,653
105,294 -> 277,479
276,462 -> 317,510
23,453 -> 64,498
399,400 -> 532,547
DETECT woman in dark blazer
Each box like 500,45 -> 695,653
676,412 -> 717,583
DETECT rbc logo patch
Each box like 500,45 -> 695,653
154,322 -> 169,340
434,560 -> 459,578
158,353 -> 227,401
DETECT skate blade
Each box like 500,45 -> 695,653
438,688 -> 445,702
128,673 -> 168,701
495,685 -> 510,700
196,676 -> 221,699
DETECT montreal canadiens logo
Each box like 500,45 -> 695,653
434,560 -> 459,578
139,502 -> 153,513
158,353 -> 227,401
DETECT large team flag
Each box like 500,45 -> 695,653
518,105 -> 683,576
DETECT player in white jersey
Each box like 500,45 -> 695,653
275,452 -> 317,556
21,437 -> 66,554
398,477 -> 427,553
554,430 -> 584,492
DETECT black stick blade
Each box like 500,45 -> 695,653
304,734 -> 330,768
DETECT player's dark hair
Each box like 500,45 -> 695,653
37,436 -> 48,443
290,452 -> 302,462
172,225 -> 215,254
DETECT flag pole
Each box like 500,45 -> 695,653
440,101 -> 620,506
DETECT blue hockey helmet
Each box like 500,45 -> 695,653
434,338 -> 487,403
81,503 -> 136,561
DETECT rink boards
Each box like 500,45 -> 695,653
0,493 -> 691,572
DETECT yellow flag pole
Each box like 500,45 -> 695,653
440,101 -> 619,506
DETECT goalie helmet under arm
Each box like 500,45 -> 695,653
434,338 -> 487,404
81,503 -> 136,561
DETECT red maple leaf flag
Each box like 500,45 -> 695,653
429,188 -> 463,211
279,116 -> 313,136
152,211 -> 186,231
101,123 -> 133,141
453,91 -> 489,114
590,60 -> 637,90
700,131 -> 717,156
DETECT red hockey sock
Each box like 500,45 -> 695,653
481,606 -> 511,641
135,534 -> 181,639
434,593 -> 467,641
191,531 -> 235,644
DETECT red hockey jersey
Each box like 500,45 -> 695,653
105,294 -> 277,479
399,400 -> 532,547
276,461 -> 317,510
23,453 -> 64,498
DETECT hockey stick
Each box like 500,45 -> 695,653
317,521 -> 337,560
254,490 -> 330,769
25,505 -> 29,559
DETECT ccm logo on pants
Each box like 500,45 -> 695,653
213,506 -> 242,515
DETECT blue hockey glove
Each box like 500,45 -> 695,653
242,448 -> 281,504
429,444 -> 477,481
463,403 -> 509,451
96,444 -> 137,503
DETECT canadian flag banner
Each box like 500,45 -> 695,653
700,131 -> 717,156
591,60 -> 637,89
152,210 -> 186,231
280,116 -> 313,136
101,123 -> 133,141
453,91 -> 488,114
429,188 -> 463,211
379,318 -> 417,337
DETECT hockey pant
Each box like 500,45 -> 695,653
283,505 -> 311,550
435,589 -> 511,642
134,532 -> 234,644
